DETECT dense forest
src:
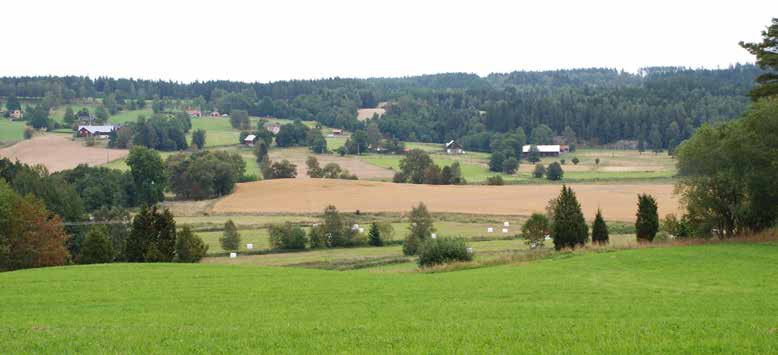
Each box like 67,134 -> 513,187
1,64 -> 761,150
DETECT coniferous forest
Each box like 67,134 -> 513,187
0,64 -> 760,151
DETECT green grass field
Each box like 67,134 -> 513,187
190,117 -> 240,147
361,148 -> 676,183
0,120 -> 27,144
2,243 -> 777,353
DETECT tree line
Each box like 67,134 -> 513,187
1,64 -> 760,149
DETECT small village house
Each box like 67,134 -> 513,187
78,125 -> 118,137
10,109 -> 23,120
445,140 -> 464,155
522,144 -> 561,157
210,111 -> 221,118
331,129 -> 343,136
186,109 -> 202,117
243,134 -> 257,146
264,123 -> 281,135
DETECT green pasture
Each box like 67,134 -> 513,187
2,243 -> 777,352
0,120 -> 27,144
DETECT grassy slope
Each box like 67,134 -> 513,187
0,120 -> 27,144
1,243 -> 777,353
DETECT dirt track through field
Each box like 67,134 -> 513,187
212,179 -> 679,221
0,135 -> 128,172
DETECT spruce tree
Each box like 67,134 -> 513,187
636,194 -> 659,242
368,222 -> 383,246
220,219 -> 241,252
591,209 -> 609,245
551,185 -> 589,250
79,226 -> 114,264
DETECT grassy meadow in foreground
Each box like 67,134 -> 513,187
1,243 -> 777,353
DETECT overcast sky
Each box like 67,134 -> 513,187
4,0 -> 776,83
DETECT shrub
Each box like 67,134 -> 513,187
270,160 -> 297,179
192,129 -> 206,149
79,226 -> 114,264
489,151 -> 505,172
392,172 -> 407,183
486,175 -> 504,185
546,162 -> 564,181
560,159 -> 566,165
308,224 -> 328,249
417,237 -> 473,267
521,213 -> 550,249
322,162 -> 342,178
306,156 -> 323,178
532,164 -> 546,178
175,226 -> 208,262
571,157 -> 580,165
661,213 -> 690,238
23,127 -> 34,139
503,157 -> 519,174
269,223 -> 307,250
220,220 -> 241,252
376,222 -> 395,241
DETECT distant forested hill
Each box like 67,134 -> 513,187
0,64 -> 760,150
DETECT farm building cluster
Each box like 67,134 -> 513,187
77,125 -> 120,137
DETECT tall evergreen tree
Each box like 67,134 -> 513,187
739,18 -> 778,100
550,185 -> 589,250
125,205 -> 177,262
635,194 -> 659,242
220,220 -> 241,252
591,209 -> 609,245
368,222 -> 383,247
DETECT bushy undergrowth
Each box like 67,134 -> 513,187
417,237 -> 472,267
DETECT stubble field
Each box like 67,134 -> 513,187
212,179 -> 679,221
0,135 -> 128,172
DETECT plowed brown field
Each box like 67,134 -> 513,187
212,179 -> 679,221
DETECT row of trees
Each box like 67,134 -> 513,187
305,157 -> 358,180
217,206 -> 395,252
519,186 -> 660,250
0,179 -> 207,272
114,113 -> 192,151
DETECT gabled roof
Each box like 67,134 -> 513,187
244,134 -> 257,141
445,140 -> 455,147
78,125 -> 117,133
522,145 -> 561,153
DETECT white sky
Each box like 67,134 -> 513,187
3,0 -> 776,83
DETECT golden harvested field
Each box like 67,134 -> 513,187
212,179 -> 679,221
0,135 -> 128,172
